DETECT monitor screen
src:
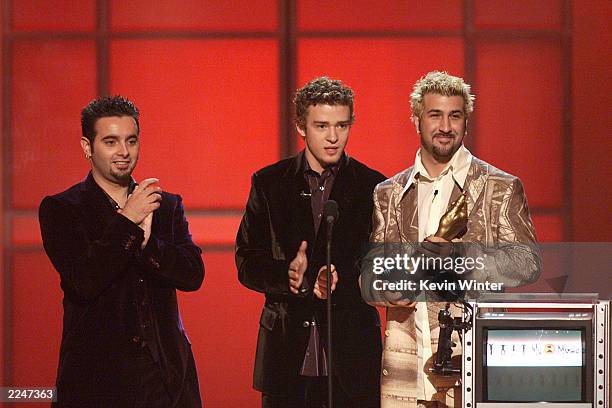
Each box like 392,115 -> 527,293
484,329 -> 584,402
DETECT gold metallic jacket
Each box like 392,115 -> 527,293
364,157 -> 541,408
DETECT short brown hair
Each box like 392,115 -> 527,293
294,77 -> 354,129
81,95 -> 140,144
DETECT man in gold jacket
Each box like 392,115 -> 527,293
361,71 -> 541,407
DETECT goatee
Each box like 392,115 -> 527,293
110,170 -> 133,185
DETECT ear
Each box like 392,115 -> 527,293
80,137 -> 92,158
296,123 -> 306,138
412,116 -> 421,134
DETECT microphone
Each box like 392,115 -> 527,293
324,200 -> 339,225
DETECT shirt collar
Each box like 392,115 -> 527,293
301,151 -> 343,178
402,144 -> 472,197
86,171 -> 137,210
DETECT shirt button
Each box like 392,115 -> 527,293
138,278 -> 144,284
302,321 -> 310,328
382,368 -> 388,376
384,330 -> 390,337
132,336 -> 140,343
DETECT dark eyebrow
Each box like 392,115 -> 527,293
101,134 -> 138,140
426,109 -> 464,116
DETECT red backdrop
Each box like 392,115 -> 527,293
1,1 -> 611,406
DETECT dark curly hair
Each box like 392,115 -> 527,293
81,95 -> 140,145
294,77 -> 354,129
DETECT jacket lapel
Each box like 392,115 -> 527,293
283,155 -> 315,246
328,156 -> 355,225
396,171 -> 419,243
461,159 -> 488,217
81,172 -> 118,228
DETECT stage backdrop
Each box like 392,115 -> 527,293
1,1 -> 610,407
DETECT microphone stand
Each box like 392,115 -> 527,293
323,199 -> 338,408
326,218 -> 334,408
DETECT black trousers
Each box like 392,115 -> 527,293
134,346 -> 202,408
262,375 -> 379,408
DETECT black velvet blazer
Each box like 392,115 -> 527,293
39,173 -> 204,407
236,152 -> 386,397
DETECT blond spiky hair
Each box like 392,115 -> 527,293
410,71 -> 475,118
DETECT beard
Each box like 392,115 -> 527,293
110,170 -> 132,183
431,139 -> 458,159
109,162 -> 136,184
419,124 -> 462,161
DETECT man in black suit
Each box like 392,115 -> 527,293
236,77 -> 386,407
39,96 -> 204,407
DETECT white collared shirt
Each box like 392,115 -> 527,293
405,145 -> 472,241
406,144 -> 472,400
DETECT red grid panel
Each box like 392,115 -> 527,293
475,40 -> 562,208
12,0 -> 95,32
110,39 -> 279,209
111,0 -> 277,32
11,215 -> 41,246
187,214 -> 242,247
571,0 -> 612,242
298,0 -> 462,31
11,252 -> 63,390
474,0 -> 561,30
298,38 -> 464,178
532,214 -> 563,242
179,251 -> 260,407
11,40 -> 96,209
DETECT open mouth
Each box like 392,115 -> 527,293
434,135 -> 454,143
113,161 -> 130,170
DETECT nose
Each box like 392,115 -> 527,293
327,126 -> 338,144
117,141 -> 129,157
440,116 -> 452,133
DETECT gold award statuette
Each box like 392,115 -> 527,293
435,193 -> 468,240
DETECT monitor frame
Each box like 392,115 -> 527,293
474,317 -> 593,404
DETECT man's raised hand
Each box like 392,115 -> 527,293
140,211 -> 153,249
288,241 -> 308,294
119,178 -> 162,224
314,264 -> 337,299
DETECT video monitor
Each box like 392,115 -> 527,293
475,314 -> 593,404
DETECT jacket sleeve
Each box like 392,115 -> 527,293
360,183 -> 416,307
235,173 -> 290,296
39,195 -> 145,301
464,177 -> 542,287
138,195 -> 204,292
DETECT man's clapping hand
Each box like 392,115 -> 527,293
118,178 -> 162,224
314,264 -> 337,299
288,241 -> 308,294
